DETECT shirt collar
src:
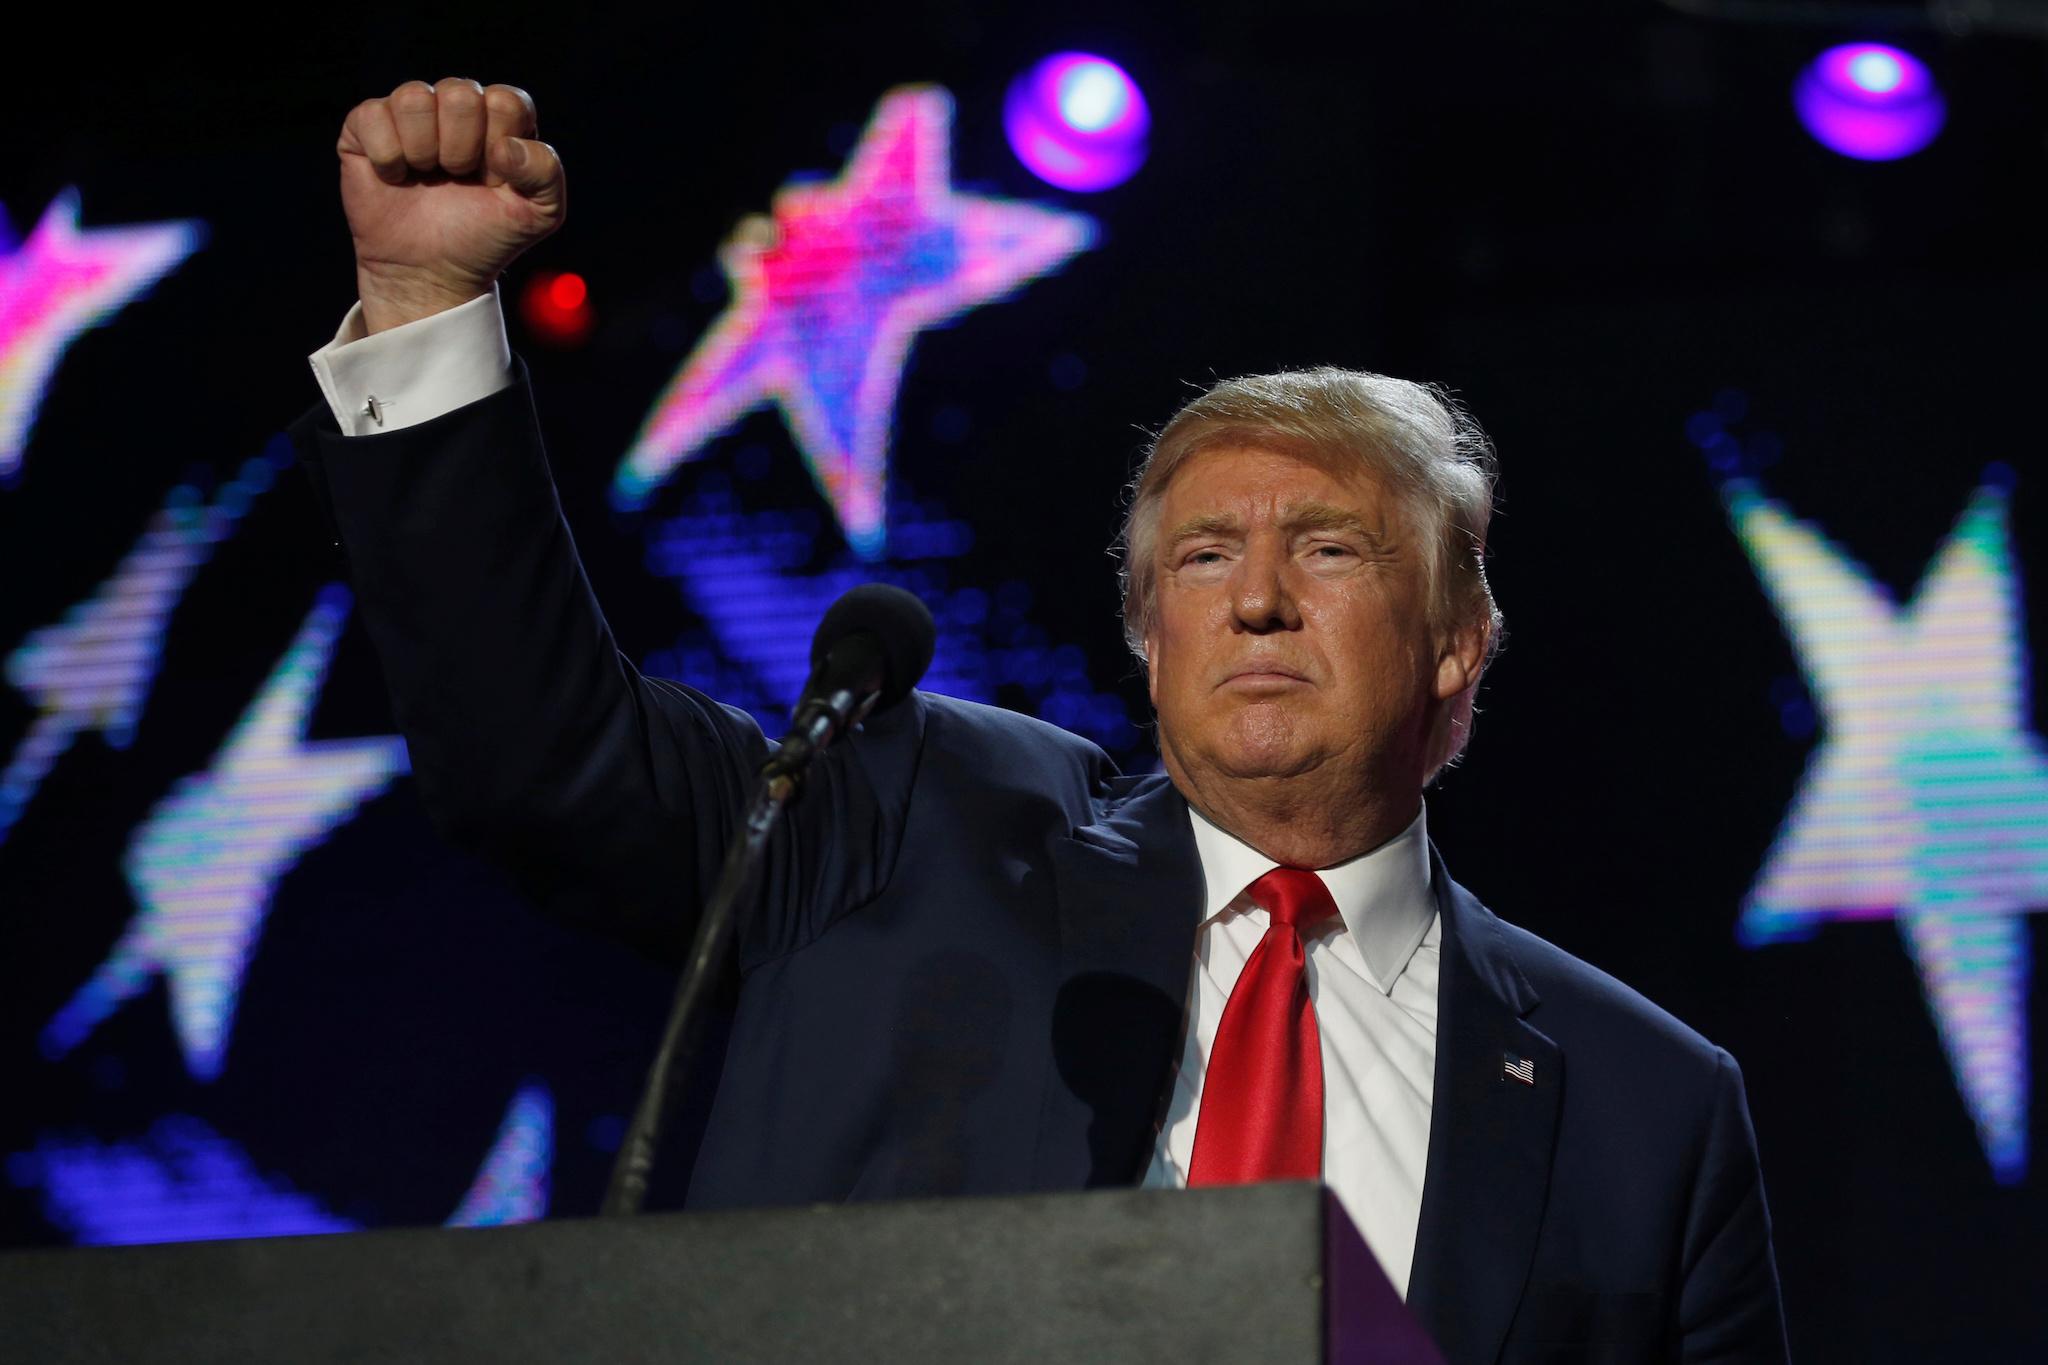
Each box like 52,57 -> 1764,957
1184,798 -> 1435,996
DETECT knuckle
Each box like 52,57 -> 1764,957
344,98 -> 384,136
485,84 -> 536,117
390,81 -> 435,112
435,76 -> 484,106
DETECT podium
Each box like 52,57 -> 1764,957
2,1182 -> 1444,1363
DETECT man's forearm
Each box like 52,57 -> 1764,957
286,359 -> 759,963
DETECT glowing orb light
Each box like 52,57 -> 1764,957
1793,43 -> 1945,161
1004,53 -> 1150,191
518,269 -> 594,345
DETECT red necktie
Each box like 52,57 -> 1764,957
1187,867 -> 1341,1185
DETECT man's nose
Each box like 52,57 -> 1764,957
1230,540 -> 1301,632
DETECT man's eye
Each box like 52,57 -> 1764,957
1187,550 -> 1224,565
1312,544 -> 1352,557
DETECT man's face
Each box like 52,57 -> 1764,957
1144,444 -> 1465,798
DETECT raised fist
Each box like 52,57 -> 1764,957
337,78 -> 566,334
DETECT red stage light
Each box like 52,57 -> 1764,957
548,273 -> 588,310
518,269 -> 594,346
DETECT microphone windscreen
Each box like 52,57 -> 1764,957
810,583 -> 937,707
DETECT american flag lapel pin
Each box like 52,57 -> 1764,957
1502,1052 -> 1536,1085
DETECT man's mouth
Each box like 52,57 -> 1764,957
1221,664 -> 1310,687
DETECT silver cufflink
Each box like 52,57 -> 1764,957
362,395 -> 385,427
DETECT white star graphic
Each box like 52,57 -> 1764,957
3,454 -> 283,845
40,586 -> 409,1080
1728,472 -> 2048,1182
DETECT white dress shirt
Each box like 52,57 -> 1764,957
1142,801 -> 1440,1300
307,290 -> 1443,1296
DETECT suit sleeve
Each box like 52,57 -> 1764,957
1677,1048 -> 1792,1363
285,351 -> 922,967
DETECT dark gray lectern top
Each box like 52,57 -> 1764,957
2,1182 -> 1445,1364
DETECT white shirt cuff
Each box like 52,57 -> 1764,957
307,282 -> 515,436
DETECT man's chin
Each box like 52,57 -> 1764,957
1157,710 -> 1332,784
1214,754 -> 1320,782
1194,733 -> 1325,783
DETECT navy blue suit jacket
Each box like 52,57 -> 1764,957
288,355 -> 1788,1363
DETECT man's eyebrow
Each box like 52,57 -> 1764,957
1162,512 -> 1243,545
1162,504 -> 1389,548
1282,502 -> 1384,542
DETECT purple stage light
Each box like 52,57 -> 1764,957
1794,43 -> 1944,161
1004,54 -> 1149,192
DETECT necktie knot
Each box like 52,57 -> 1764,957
1247,867 -> 1339,932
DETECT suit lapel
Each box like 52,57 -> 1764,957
1031,774 -> 1205,1190
1405,842 -> 1561,1365
1030,801 -> 1563,1360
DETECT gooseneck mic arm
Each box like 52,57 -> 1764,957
602,584 -> 936,1217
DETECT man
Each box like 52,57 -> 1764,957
290,78 -> 1789,1362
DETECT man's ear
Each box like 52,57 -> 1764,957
1144,626 -> 1161,708
1434,614 -> 1489,703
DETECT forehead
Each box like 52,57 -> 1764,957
1158,443 -> 1394,523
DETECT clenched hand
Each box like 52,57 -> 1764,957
337,78 -> 566,334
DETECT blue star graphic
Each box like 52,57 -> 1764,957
9,1083 -> 550,1243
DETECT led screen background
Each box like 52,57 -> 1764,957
2,6 -> 2045,1359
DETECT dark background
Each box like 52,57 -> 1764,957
3,3 -> 2045,1358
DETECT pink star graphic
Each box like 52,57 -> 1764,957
611,85 -> 1096,557
0,188 -> 205,483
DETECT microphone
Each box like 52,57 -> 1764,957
763,583 -> 936,787
601,582 -> 936,1218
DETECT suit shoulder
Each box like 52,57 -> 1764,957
1484,904 -> 1730,1078
917,689 -> 1116,776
